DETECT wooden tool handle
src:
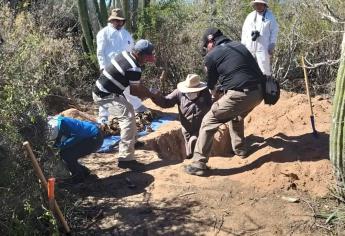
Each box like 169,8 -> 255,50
23,141 -> 71,233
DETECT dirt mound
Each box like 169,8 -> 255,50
66,90 -> 338,235
142,91 -> 334,197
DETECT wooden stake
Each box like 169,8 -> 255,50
160,70 -> 167,95
23,141 -> 71,233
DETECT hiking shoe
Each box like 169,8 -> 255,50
118,160 -> 145,171
234,149 -> 248,158
184,165 -> 207,176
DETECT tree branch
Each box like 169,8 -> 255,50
304,57 -> 340,69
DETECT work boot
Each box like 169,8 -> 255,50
184,162 -> 209,176
118,160 -> 145,171
234,149 -> 248,158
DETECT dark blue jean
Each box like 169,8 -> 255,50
60,132 -> 103,181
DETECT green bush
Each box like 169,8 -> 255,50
0,3 -> 97,234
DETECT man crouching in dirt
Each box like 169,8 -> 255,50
150,74 -> 212,159
47,116 -> 109,185
185,28 -> 264,176
92,39 -> 156,170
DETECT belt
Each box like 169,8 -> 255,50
93,88 -> 121,98
93,88 -> 111,98
231,84 -> 259,93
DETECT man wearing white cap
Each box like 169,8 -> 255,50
93,39 -> 156,169
151,74 -> 212,159
96,8 -> 147,122
241,0 -> 279,76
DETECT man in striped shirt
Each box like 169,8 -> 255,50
92,39 -> 156,168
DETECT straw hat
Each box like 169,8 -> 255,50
251,0 -> 268,6
177,74 -> 207,93
108,8 -> 125,21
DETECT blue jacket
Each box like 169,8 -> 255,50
55,116 -> 100,149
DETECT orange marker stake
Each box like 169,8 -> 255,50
48,178 -> 55,211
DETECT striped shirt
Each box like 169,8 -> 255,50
94,51 -> 141,97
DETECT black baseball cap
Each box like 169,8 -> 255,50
202,28 -> 224,48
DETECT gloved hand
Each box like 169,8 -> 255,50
268,43 -> 275,56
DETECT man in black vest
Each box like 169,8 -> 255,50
185,28 -> 264,176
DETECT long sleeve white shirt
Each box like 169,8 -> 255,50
241,9 -> 279,75
241,9 -> 279,53
96,24 -> 134,70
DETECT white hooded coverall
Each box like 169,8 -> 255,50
241,9 -> 279,76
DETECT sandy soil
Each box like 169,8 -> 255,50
59,91 -> 343,235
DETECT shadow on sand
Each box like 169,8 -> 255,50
210,131 -> 329,176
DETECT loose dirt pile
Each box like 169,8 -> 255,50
61,91 -> 341,235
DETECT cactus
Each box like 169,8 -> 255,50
99,0 -> 108,27
122,0 -> 131,31
77,0 -> 95,54
132,0 -> 139,32
93,0 -> 106,27
330,32 -> 345,197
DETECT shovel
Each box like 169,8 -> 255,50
301,56 -> 318,138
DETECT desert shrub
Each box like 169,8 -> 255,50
135,0 -> 204,93
272,0 -> 343,95
0,2 -> 97,234
136,0 -> 343,96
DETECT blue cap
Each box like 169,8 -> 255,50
134,39 -> 154,55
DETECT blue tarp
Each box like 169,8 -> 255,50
97,115 -> 176,153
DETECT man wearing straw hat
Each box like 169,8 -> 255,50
185,28 -> 264,176
241,0 -> 279,76
151,74 -> 212,159
96,8 -> 134,71
96,8 -> 147,123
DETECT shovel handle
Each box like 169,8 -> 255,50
301,56 -> 314,117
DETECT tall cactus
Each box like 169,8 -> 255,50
77,0 -> 95,54
93,0 -> 107,27
132,0 -> 139,32
330,32 -> 345,197
99,0 -> 108,27
122,0 -> 131,31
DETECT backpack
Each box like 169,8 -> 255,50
261,75 -> 280,105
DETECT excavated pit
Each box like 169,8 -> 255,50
140,121 -> 232,161
61,106 -> 233,162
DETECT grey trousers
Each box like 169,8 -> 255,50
93,93 -> 137,161
191,87 -> 263,167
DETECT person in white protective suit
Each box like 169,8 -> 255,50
241,0 -> 279,76
96,8 -> 147,124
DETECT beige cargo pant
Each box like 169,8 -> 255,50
191,87 -> 263,168
93,93 -> 137,161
